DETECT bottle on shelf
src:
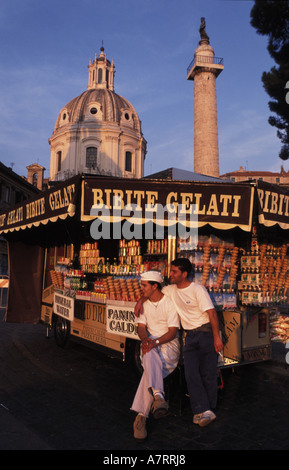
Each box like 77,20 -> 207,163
98,258 -> 103,274
105,258 -> 110,274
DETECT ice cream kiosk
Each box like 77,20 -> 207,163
1,175 -> 289,370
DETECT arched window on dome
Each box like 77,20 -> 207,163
86,147 -> 98,170
98,69 -> 103,84
125,151 -> 132,172
57,151 -> 62,172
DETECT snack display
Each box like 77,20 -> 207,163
50,270 -> 65,289
119,239 -> 142,265
79,242 -> 100,272
178,235 -> 238,310
101,276 -> 142,302
50,258 -> 70,289
79,240 -> 145,275
143,239 -> 168,277
143,259 -> 168,277
239,243 -> 289,306
269,311 -> 289,343
147,239 -> 168,255
49,234 -> 289,320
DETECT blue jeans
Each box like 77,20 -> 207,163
183,327 -> 218,414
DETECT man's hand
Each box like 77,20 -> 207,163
141,338 -> 155,355
214,336 -> 224,355
207,308 -> 224,354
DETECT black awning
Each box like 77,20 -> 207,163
0,175 -> 81,235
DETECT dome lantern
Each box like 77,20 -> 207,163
88,45 -> 115,91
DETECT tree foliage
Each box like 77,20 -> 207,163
250,0 -> 289,160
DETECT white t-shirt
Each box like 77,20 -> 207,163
136,295 -> 180,337
162,283 -> 214,330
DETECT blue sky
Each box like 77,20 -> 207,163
0,0 -> 285,179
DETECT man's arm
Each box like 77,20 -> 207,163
134,285 -> 171,317
137,323 -> 149,343
137,323 -> 150,355
207,308 -> 223,354
137,324 -> 178,355
134,296 -> 146,317
152,327 -> 178,348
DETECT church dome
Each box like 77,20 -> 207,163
53,88 -> 142,134
49,47 -> 146,182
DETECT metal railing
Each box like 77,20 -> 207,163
187,55 -> 224,75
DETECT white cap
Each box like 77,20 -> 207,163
141,270 -> 164,284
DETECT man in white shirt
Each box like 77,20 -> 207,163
131,270 -> 180,442
164,258 -> 223,426
135,258 -> 223,428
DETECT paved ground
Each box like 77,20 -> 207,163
0,319 -> 289,452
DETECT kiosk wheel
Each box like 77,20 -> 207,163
53,315 -> 71,347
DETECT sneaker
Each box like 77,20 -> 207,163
193,410 -> 216,427
133,414 -> 147,442
151,395 -> 169,419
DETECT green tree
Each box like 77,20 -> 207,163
250,0 -> 289,160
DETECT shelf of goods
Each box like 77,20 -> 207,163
50,263 -> 142,303
178,235 -> 238,311
79,240 -> 144,276
78,240 -> 143,275
239,243 -> 289,307
49,238 -> 170,304
143,239 -> 168,277
269,310 -> 289,344
79,239 -> 169,277
95,276 -> 142,302
48,236 -> 289,347
238,242 -> 289,345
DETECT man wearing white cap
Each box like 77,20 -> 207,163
131,270 -> 180,442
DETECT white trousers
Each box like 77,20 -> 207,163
130,337 -> 180,418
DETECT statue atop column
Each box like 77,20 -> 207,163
199,17 -> 210,45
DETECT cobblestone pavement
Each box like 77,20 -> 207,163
0,320 -> 289,451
